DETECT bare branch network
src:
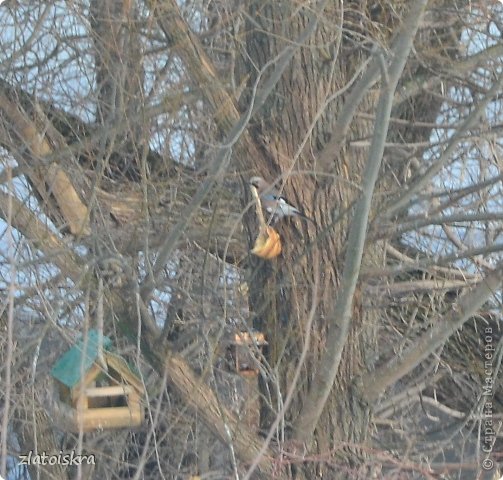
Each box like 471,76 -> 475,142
0,1 -> 502,479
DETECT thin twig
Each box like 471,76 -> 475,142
0,164 -> 15,478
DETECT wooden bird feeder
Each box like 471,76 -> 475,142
50,330 -> 144,432
227,331 -> 267,377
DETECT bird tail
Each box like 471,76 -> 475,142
298,212 -> 316,224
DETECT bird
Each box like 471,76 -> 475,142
249,176 -> 315,223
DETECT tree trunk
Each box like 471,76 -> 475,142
240,2 -> 435,477
241,3 -> 373,477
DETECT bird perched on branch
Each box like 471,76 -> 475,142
249,176 -> 315,224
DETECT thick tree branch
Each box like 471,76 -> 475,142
115,299 -> 277,479
164,355 -> 274,476
366,278 -> 478,297
0,92 -> 90,236
375,211 -> 503,240
0,191 -> 82,279
359,263 -> 503,403
364,241 -> 503,278
149,0 -> 240,132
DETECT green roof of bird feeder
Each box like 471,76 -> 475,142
51,330 -> 112,388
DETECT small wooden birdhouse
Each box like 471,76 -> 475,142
227,331 -> 267,377
50,330 -> 144,432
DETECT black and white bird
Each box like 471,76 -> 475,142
249,176 -> 314,223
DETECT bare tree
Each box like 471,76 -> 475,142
0,1 -> 502,479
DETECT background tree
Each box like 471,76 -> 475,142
0,1 -> 502,479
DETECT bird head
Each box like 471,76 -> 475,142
249,176 -> 263,190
